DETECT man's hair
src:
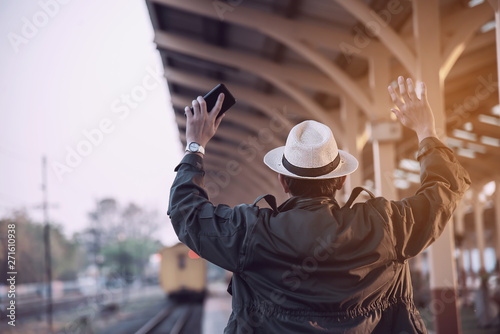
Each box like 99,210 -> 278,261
283,175 -> 343,198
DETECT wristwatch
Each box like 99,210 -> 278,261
185,142 -> 205,155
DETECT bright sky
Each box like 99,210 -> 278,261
0,0 -> 183,246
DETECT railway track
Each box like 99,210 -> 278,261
0,292 -> 117,318
135,302 -> 200,334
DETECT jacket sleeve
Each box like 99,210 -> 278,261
371,137 -> 471,260
167,153 -> 258,273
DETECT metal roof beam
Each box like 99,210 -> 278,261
440,2 -> 494,79
171,95 -> 288,139
149,0 -> 374,119
445,45 -> 497,80
178,134 -> 277,189
203,160 -> 274,194
207,163 -> 275,193
154,31 -> 346,141
168,72 -> 343,137
174,113 -> 284,149
463,30 -> 496,54
334,0 -> 417,76
156,39 -> 331,93
165,68 -> 308,121
203,179 -> 260,204
169,73 -> 343,140
178,131 -> 271,171
147,0 -> 381,56
203,151 -> 276,187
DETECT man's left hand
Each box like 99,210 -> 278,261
185,93 -> 225,150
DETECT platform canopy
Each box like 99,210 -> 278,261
146,0 -> 499,207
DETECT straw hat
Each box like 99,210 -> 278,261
264,120 -> 358,179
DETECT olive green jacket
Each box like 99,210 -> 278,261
168,137 -> 471,333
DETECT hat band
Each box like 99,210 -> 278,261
282,153 -> 341,177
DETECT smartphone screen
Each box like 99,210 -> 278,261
189,83 -> 236,118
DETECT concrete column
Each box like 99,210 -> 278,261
463,238 -> 474,306
414,252 -> 424,273
409,251 -> 426,305
368,45 -> 397,200
372,141 -> 397,199
466,238 -> 474,280
454,203 -> 466,295
412,251 -> 426,286
458,241 -> 469,306
413,1 -> 461,333
454,202 -> 465,239
427,219 -> 461,332
473,190 -> 486,273
454,202 -> 468,306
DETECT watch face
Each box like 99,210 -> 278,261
189,142 -> 200,152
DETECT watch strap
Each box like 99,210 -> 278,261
185,142 -> 205,155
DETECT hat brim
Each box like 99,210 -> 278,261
263,146 -> 359,179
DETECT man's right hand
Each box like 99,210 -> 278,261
388,76 -> 438,143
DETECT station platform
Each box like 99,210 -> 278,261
202,281 -> 232,334
200,282 -> 500,334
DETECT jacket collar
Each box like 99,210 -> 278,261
277,196 -> 340,212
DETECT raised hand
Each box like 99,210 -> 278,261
388,76 -> 438,142
185,93 -> 225,150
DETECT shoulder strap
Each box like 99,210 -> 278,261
253,194 -> 278,212
343,186 -> 375,209
227,277 -> 233,296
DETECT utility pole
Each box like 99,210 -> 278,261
42,156 -> 53,333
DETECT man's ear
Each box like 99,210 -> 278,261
336,176 -> 347,190
278,174 -> 290,194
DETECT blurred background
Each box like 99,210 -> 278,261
1,0 -> 500,333
0,0 -> 188,333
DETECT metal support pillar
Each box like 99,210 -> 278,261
467,238 -> 474,280
372,141 -> 397,199
454,202 -> 467,306
413,1 -> 461,333
473,190 -> 486,274
340,96 -> 363,199
413,252 -> 424,273
464,238 -> 474,306
457,241 -> 468,306
368,46 -> 397,200
411,251 -> 426,290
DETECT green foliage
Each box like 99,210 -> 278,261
84,199 -> 163,284
0,211 -> 85,284
100,237 -> 162,283
0,198 -> 163,285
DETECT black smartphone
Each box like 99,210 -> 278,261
189,83 -> 236,118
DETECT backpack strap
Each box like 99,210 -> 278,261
253,194 -> 278,212
227,277 -> 233,296
343,186 -> 375,209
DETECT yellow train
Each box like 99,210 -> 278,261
159,243 -> 207,301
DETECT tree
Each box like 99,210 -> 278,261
100,237 -> 162,284
0,210 -> 85,284
83,199 -> 163,284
